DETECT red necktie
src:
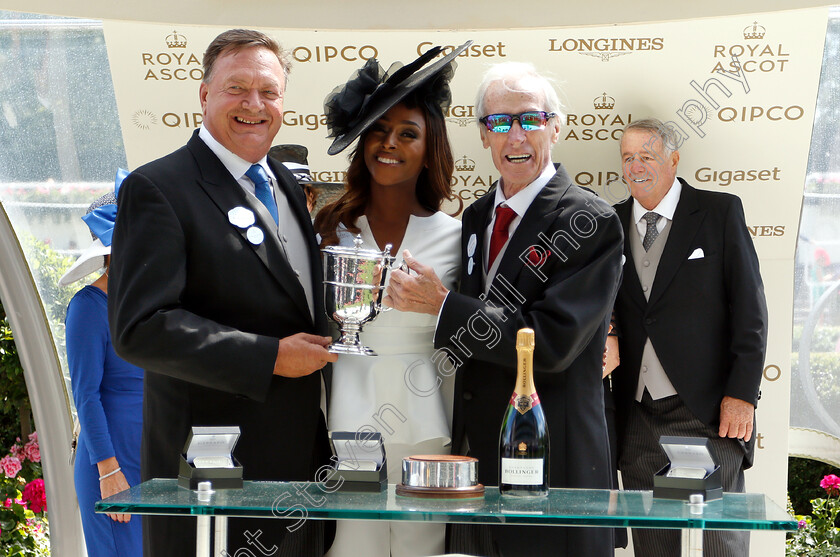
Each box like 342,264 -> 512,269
488,205 -> 517,269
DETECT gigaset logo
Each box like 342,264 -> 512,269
292,45 -> 378,63
548,37 -> 664,61
417,42 -> 507,58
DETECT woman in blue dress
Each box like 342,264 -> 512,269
61,171 -> 143,557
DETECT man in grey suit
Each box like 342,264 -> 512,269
610,118 -> 768,557
109,29 -> 337,556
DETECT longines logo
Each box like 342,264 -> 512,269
564,94 -> 630,141
130,110 -> 202,129
711,21 -> 790,74
694,166 -> 781,187
418,41 -> 507,58
747,224 -> 785,237
292,45 -> 378,63
311,170 -> 347,183
444,104 -> 477,127
142,32 -> 203,81
548,37 -> 664,62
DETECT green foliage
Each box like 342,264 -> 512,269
0,234 -> 75,449
792,325 -> 840,353
0,317 -> 26,451
787,475 -> 840,556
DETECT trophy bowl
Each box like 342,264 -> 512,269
322,235 -> 394,356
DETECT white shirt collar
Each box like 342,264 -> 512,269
492,163 -> 556,217
632,176 -> 682,224
198,125 -> 274,182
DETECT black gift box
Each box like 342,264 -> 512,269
327,431 -> 387,492
178,426 -> 243,490
653,436 -> 722,501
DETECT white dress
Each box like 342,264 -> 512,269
326,212 -> 461,557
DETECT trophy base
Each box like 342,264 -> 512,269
328,343 -> 379,357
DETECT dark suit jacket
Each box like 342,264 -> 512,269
109,130 -> 330,555
612,179 -> 768,465
437,165 -> 624,556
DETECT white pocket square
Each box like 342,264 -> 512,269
688,248 -> 704,260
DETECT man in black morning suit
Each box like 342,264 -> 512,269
109,30 -> 337,556
387,62 -> 624,556
610,119 -> 768,557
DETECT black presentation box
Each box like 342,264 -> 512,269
653,436 -> 722,501
327,431 -> 387,492
177,426 -> 243,490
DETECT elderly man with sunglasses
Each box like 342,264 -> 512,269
386,62 -> 624,556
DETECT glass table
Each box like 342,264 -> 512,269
96,479 -> 796,557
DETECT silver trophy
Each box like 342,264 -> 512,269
322,235 -> 396,356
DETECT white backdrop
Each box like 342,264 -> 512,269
101,7 -> 828,555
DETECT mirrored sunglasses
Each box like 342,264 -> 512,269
479,111 -> 557,133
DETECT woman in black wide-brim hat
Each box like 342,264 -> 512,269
315,42 -> 470,557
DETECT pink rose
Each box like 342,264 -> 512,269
0,455 -> 22,478
23,441 -> 40,463
22,479 -> 46,514
9,443 -> 22,459
820,474 -> 840,496
27,432 -> 37,444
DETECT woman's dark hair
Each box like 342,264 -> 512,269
314,89 -> 459,246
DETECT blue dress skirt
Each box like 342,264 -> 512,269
66,285 -> 143,557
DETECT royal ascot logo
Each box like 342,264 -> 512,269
445,104 -> 477,127
142,31 -> 203,81
131,110 -> 158,130
417,41 -> 508,59
455,155 -> 476,172
564,94 -> 630,141
166,30 -> 188,49
593,93 -> 615,110
711,21 -> 790,74
744,21 -> 766,40
548,37 -> 664,62
292,45 -> 378,63
452,154 -> 495,201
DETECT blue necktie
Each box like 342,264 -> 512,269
245,164 -> 279,225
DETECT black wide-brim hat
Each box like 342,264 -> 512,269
325,40 -> 472,156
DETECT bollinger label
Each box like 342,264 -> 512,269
509,392 -> 541,415
501,457 -> 545,485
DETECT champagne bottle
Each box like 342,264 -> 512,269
499,328 -> 550,496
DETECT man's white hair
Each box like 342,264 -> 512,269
475,62 -> 564,123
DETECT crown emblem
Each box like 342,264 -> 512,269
594,92 -> 615,110
743,21 -> 766,40
455,155 -> 476,172
517,442 -> 527,453
166,30 -> 188,48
